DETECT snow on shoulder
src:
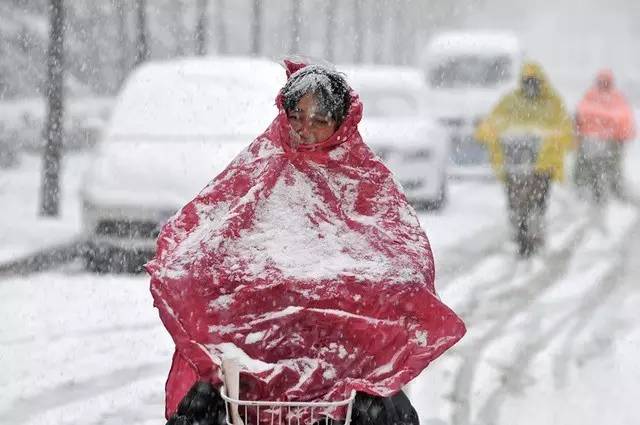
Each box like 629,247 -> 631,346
146,62 -> 465,417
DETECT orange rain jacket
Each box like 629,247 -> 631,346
576,69 -> 636,142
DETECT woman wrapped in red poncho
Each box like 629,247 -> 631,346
146,60 -> 466,425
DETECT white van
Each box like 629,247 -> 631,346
80,57 -> 284,272
422,31 -> 523,178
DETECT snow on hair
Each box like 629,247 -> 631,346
281,65 -> 351,126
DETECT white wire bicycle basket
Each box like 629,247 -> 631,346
220,359 -> 356,425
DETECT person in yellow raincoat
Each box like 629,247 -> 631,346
475,61 -> 574,256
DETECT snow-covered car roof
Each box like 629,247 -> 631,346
338,64 -> 446,148
106,56 -> 285,140
339,64 -> 425,93
425,31 -> 522,60
85,57 -> 285,207
338,64 -> 428,120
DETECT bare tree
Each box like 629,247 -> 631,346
393,1 -> 405,64
85,2 -> 109,92
289,0 -> 301,54
371,1 -> 384,63
324,0 -> 336,62
353,0 -> 364,63
114,0 -> 129,83
250,0 -> 262,56
40,0 -> 65,216
195,0 -> 209,55
134,0 -> 149,66
170,0 -> 187,56
403,0 -> 418,65
215,0 -> 228,54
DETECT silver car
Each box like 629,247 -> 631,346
342,65 -> 450,210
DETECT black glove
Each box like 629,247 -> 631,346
166,381 -> 226,425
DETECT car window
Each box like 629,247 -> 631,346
359,90 -> 419,118
429,55 -> 512,88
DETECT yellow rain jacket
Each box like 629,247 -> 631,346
475,62 -> 575,181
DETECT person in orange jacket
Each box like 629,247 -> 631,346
574,70 -> 636,199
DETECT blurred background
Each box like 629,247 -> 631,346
2,0 -> 639,101
1,0 -> 639,168
2,1 -> 640,425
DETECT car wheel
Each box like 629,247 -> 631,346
432,179 -> 448,210
417,179 -> 448,211
83,244 -> 111,273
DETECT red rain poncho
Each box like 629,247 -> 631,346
576,69 -> 636,142
146,63 -> 466,420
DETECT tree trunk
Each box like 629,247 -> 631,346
353,0 -> 363,63
324,0 -> 335,62
250,0 -> 262,56
393,2 -> 405,64
114,0 -> 129,84
40,0 -> 65,216
402,1 -> 417,66
372,2 -> 384,64
195,0 -> 209,56
215,0 -> 227,54
289,0 -> 300,54
134,0 -> 149,66
171,0 -> 186,56
86,1 -> 106,92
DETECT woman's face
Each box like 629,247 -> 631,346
287,93 -> 338,145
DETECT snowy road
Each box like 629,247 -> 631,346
413,196 -> 640,425
412,142 -> 640,425
2,145 -> 640,424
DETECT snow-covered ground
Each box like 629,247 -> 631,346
1,128 -> 640,424
0,273 -> 172,425
0,152 -> 90,263
413,137 -> 640,425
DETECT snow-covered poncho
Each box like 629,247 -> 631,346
146,63 -> 466,420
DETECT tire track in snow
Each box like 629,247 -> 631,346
443,192 -> 587,323
460,216 -> 588,322
436,185 -> 578,292
475,212 -> 640,425
449,212 -> 589,425
0,362 -> 166,424
0,322 -> 160,346
551,211 -> 640,388
436,224 -> 509,288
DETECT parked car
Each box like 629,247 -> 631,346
80,57 -> 285,272
421,31 -> 523,178
341,64 -> 449,210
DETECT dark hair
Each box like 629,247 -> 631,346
281,65 -> 351,126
